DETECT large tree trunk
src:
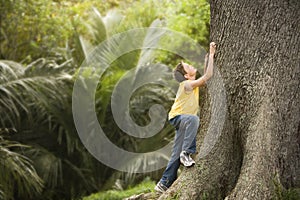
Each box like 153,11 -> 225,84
159,0 -> 300,199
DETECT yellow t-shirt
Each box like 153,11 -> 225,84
168,80 -> 199,120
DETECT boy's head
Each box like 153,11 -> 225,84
174,61 -> 197,82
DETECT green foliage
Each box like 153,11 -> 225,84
73,7 -> 176,188
0,0 -> 210,63
119,0 -> 210,46
83,178 -> 155,200
0,0 -> 132,63
0,0 -> 211,199
0,58 -> 103,200
0,59 -> 72,130
166,0 -> 210,47
120,0 -> 164,28
0,0 -> 70,62
0,134 -> 43,200
113,0 -> 210,68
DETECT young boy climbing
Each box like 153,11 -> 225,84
155,42 -> 216,193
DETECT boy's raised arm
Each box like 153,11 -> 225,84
189,42 -> 216,89
204,53 -> 208,74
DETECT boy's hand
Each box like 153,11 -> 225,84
209,42 -> 216,55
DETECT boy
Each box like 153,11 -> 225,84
155,42 -> 216,193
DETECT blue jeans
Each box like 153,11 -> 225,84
159,114 -> 199,188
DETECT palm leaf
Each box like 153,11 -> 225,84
0,58 -> 98,198
0,135 -> 43,199
0,59 -> 72,130
73,12 -> 176,187
72,6 -> 178,188
88,7 -> 107,45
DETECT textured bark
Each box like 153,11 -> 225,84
159,0 -> 300,199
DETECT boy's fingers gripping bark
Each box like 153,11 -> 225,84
209,42 -> 216,55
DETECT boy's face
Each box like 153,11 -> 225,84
182,62 -> 197,80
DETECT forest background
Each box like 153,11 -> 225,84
0,0 -> 210,199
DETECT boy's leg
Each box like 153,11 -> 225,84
157,116 -> 185,189
178,115 -> 199,167
187,136 -> 197,155
187,118 -> 200,154
158,157 -> 181,189
157,115 -> 199,189
181,115 -> 199,153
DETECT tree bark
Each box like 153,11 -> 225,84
159,0 -> 300,199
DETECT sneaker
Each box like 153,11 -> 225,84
188,153 -> 196,165
154,182 -> 168,193
180,151 -> 195,167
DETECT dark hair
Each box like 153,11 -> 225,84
175,61 -> 187,76
173,61 -> 187,82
